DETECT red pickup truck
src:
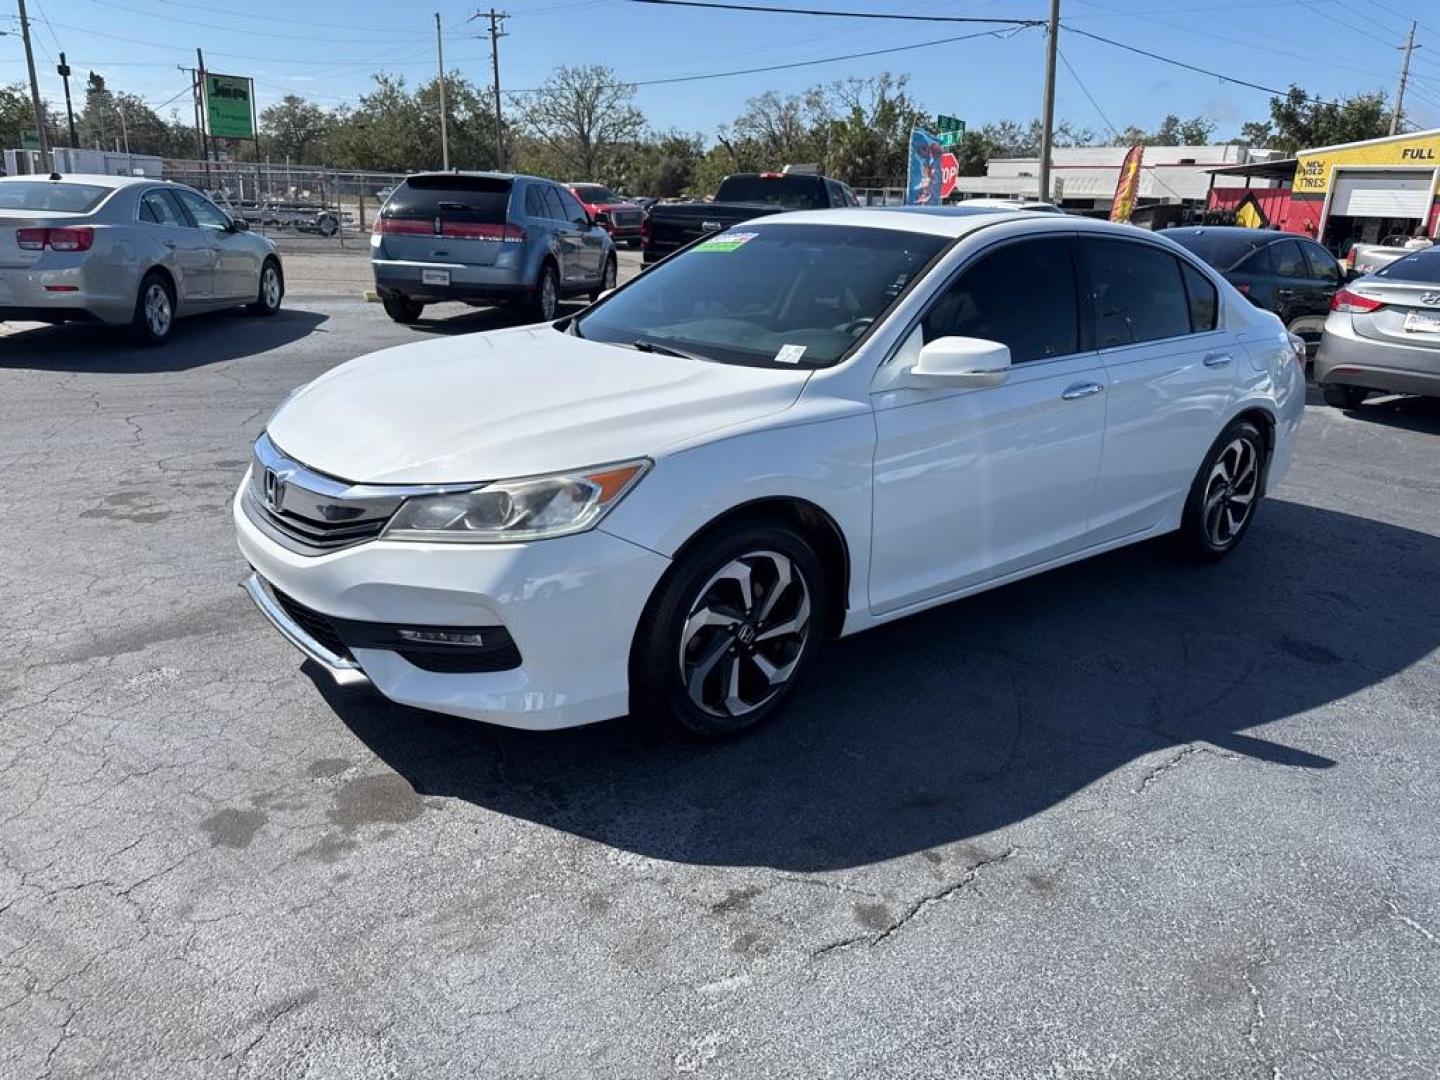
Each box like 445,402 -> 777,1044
566,183 -> 644,248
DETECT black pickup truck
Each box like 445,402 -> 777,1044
642,171 -> 858,264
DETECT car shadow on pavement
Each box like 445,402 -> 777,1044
1337,394 -> 1440,434
399,300 -> 591,337
315,499 -> 1439,872
0,307 -> 328,373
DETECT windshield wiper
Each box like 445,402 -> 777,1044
632,338 -> 709,362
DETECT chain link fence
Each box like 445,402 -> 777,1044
160,160 -> 410,248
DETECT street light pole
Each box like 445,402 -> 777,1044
57,53 -> 78,149
1037,0 -> 1061,205
435,13 -> 450,170
16,0 -> 51,172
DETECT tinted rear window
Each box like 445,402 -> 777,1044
0,181 -> 110,213
1166,230 -> 1275,271
1375,247 -> 1440,283
715,175 -> 826,210
384,176 -> 511,222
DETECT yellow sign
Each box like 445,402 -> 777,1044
1234,194 -> 1267,229
1293,130 -> 1440,196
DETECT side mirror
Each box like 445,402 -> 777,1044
593,211 -> 611,228
911,336 -> 1011,388
229,217 -> 249,232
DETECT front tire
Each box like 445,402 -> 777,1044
590,256 -> 617,302
1322,383 -> 1368,410
131,271 -> 175,346
1179,419 -> 1267,562
249,258 -> 283,316
630,523 -> 827,738
382,294 -> 424,324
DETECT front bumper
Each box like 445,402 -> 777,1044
1315,318 -> 1440,397
234,487 -> 671,730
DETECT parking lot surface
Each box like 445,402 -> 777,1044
1,292 -> 1437,1079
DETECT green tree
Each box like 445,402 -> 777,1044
1239,86 -> 1390,155
612,131 -> 704,196
514,65 -> 646,179
325,72 -> 500,171
0,83 -> 41,152
259,95 -> 331,162
1115,114 -> 1217,146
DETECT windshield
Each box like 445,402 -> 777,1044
574,223 -> 948,368
572,184 -> 618,203
1375,246 -> 1440,282
1166,229 -> 1275,271
715,175 -> 827,210
0,181 -> 110,213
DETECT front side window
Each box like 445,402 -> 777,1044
174,188 -> 230,231
140,189 -> 188,227
1085,238 -> 1192,347
573,223 -> 946,368
555,187 -> 590,225
1302,242 -> 1341,285
923,238 -> 1080,363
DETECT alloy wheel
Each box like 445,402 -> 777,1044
145,283 -> 172,338
262,266 -> 281,309
1202,436 -> 1259,547
678,550 -> 811,718
540,271 -> 558,320
603,259 -> 616,291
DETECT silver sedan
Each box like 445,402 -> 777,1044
1315,246 -> 1440,409
0,173 -> 284,345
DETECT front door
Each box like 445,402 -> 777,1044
868,236 -> 1108,614
1080,236 -> 1238,540
139,188 -> 213,302
174,188 -> 253,299
555,185 -> 604,282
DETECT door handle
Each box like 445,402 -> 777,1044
1061,381 -> 1104,400
1203,351 -> 1233,367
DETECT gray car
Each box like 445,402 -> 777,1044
0,173 -> 283,345
1315,246 -> 1440,409
371,172 -> 616,324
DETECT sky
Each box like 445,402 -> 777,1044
7,0 -> 1440,146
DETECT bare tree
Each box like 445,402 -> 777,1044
514,65 -> 645,179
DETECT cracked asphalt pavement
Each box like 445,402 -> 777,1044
2,280 -> 1437,1078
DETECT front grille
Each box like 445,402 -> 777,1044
244,484 -> 392,553
612,211 -> 641,228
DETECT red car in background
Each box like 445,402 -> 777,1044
566,183 -> 644,248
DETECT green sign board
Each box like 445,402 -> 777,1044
20,130 -> 40,151
936,114 -> 965,148
205,73 -> 255,139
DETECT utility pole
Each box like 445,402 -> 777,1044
1390,21 -> 1418,136
16,0 -> 51,172
118,103 -> 130,155
485,9 -> 508,171
57,53 -> 78,149
1037,0 -> 1060,205
436,13 -> 450,170
196,48 -> 212,185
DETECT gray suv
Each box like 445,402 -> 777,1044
371,172 -> 617,324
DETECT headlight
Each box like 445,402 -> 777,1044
383,460 -> 650,543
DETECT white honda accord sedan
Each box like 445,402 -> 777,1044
235,208 -> 1305,737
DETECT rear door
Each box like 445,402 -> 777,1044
139,188 -> 214,302
375,175 -> 514,268
1083,237 -> 1237,540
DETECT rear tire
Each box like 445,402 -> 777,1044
1322,383 -> 1368,410
526,262 -> 559,322
629,522 -> 827,739
131,271 -> 175,346
249,258 -> 283,316
382,294 -> 424,324
1179,418 -> 1267,562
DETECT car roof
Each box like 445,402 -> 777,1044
754,206 -> 1157,241
1166,226 -> 1291,241
0,173 -> 155,189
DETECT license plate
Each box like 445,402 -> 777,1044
421,268 -> 450,287
1402,310 -> 1440,333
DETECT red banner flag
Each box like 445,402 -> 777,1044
1109,145 -> 1144,223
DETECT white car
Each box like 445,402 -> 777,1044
235,208 -> 1305,737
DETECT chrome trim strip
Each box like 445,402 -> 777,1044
241,572 -> 370,686
254,432 -> 477,501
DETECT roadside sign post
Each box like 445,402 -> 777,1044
936,114 -> 966,151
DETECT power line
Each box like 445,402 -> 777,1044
624,0 -> 1042,25
85,0 -> 432,44
508,25 -> 1030,92
131,0 -> 442,35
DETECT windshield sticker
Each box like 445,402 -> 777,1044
695,231 -> 758,252
774,344 -> 807,365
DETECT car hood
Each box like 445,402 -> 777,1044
266,324 -> 811,484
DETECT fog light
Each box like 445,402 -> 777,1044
396,628 -> 487,647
